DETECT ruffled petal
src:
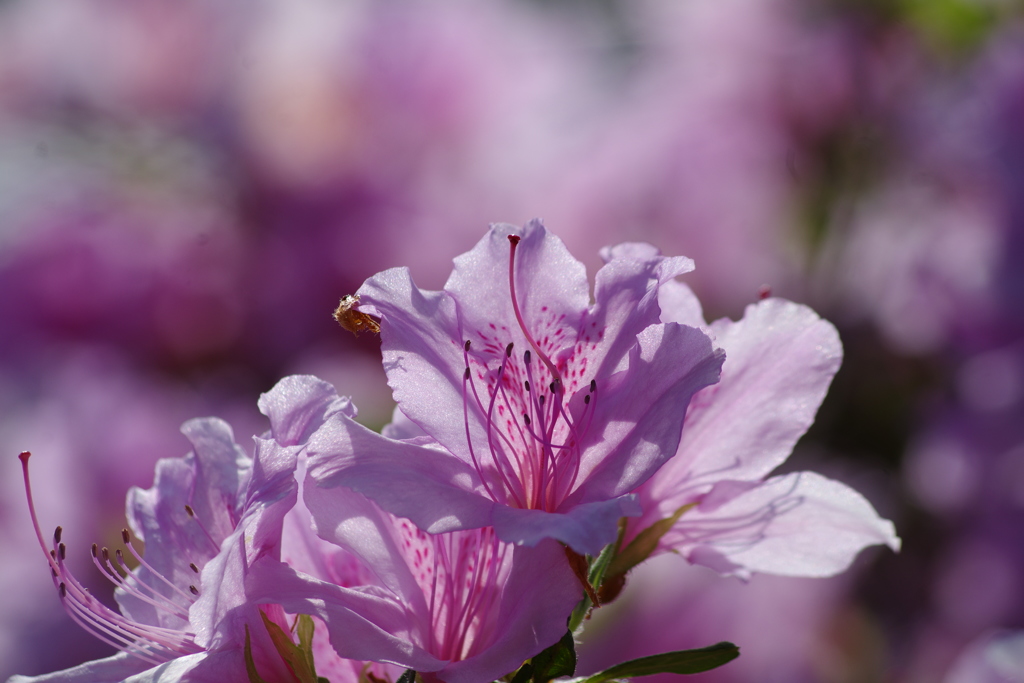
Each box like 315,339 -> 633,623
355,267 -> 470,461
573,323 -> 724,503
259,374 -> 356,446
664,471 -> 900,579
446,221 -> 590,364
120,418 -> 251,628
491,496 -> 641,556
306,415 -> 495,533
636,299 -> 842,529
586,243 -> 695,378
6,653 -> 151,683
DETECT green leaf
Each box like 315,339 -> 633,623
508,662 -> 534,683
531,630 -> 577,683
295,614 -> 318,678
580,642 -> 739,683
396,669 -> 417,683
243,625 -> 269,683
604,504 -> 694,581
260,610 -> 319,683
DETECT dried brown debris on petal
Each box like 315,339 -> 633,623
334,295 -> 380,336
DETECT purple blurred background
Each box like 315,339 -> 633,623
2,0 -> 1022,680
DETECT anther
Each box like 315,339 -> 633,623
54,526 -> 62,544
523,414 -> 531,425
91,543 -> 98,558
59,583 -> 67,598
590,379 -> 597,393
121,529 -> 130,545
539,395 -> 545,406
189,563 -> 199,574
505,342 -> 514,357
115,549 -> 124,562
102,547 -> 110,562
584,395 -> 591,405
549,381 -> 557,394
524,381 -> 530,392
50,549 -> 56,561
524,350 -> 531,364
184,505 -> 195,517
58,543 -> 66,560
189,585 -> 199,596
464,340 -> 471,352
464,367 -> 471,380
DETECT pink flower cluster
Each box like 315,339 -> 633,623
13,222 -> 898,683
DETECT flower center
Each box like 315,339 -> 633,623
19,451 -> 205,664
458,236 -> 598,512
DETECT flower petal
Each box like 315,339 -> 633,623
665,471 -> 900,578
258,374 -> 356,446
355,266 -> 470,461
587,243 -> 695,377
636,298 -> 843,529
491,496 -> 641,555
306,414 -> 495,533
246,559 -> 447,672
6,653 -> 151,683
438,540 -> 582,683
573,322 -> 724,503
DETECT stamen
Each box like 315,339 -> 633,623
20,451 -> 201,663
184,505 -> 221,552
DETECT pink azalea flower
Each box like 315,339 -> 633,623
306,220 -> 725,554
11,375 -> 353,683
628,276 -> 900,578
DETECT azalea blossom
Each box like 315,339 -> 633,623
10,375 -> 355,683
305,220 -> 725,555
626,276 -> 900,578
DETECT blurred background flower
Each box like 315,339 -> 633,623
2,0 -> 1023,680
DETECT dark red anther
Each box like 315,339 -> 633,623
91,543 -> 98,558
523,414 -> 531,426
101,547 -> 110,562
505,342 -> 514,357
524,350 -> 532,364
59,583 -> 66,598
54,526 -> 62,544
549,381 -> 557,394
121,528 -> 130,544
524,381 -> 530,392
539,395 -> 545,406
58,543 -> 66,561
184,505 -> 195,517
464,340 -> 471,352
464,367 -> 471,380
590,379 -> 597,393
189,563 -> 199,574
189,585 -> 199,596
584,395 -> 591,405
